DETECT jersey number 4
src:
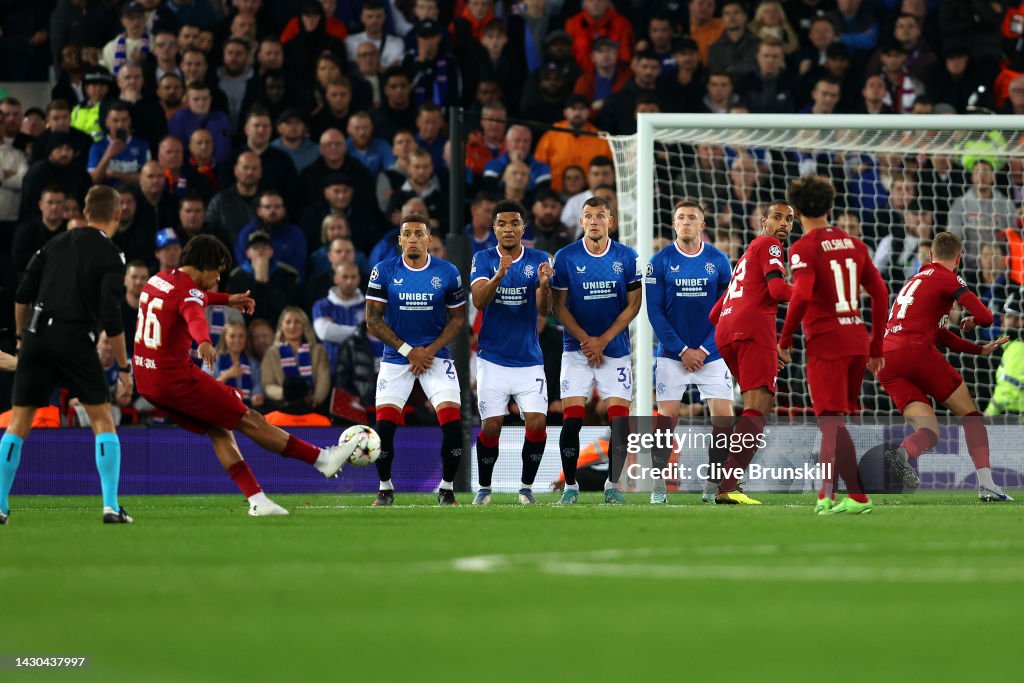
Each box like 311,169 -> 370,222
889,278 -> 922,320
135,291 -> 164,350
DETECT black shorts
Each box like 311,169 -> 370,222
13,321 -> 110,407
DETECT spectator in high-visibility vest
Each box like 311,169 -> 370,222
986,287 -> 1024,419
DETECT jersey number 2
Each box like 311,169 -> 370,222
135,291 -> 164,350
724,259 -> 747,302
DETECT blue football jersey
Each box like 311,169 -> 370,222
366,254 -> 465,365
551,239 -> 641,358
645,241 -> 732,362
470,246 -> 551,367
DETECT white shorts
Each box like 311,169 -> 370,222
477,358 -> 548,421
560,351 -> 632,401
655,356 -> 733,402
376,358 -> 461,409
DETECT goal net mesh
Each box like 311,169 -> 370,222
607,119 -> 1024,417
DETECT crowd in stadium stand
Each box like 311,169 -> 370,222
2,0 -> 1024,424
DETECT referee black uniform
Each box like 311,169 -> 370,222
14,227 -> 127,407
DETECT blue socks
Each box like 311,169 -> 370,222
0,433 -> 24,514
95,432 -> 121,512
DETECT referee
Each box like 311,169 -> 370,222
1,185 -> 133,525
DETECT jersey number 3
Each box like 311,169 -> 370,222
135,291 -> 164,350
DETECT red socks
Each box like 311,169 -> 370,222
900,428 -> 938,459
962,412 -> 990,470
282,434 -> 320,465
718,409 -> 765,493
228,461 -> 262,498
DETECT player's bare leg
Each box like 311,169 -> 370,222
1,406 -> 38,524
208,426 -> 288,516
235,408 -> 349,479
603,397 -> 631,505
518,411 -> 547,504
556,396 -> 586,505
716,387 -> 772,505
943,384 -> 1012,501
474,415 -> 504,505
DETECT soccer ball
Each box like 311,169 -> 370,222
339,425 -> 382,467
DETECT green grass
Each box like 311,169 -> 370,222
2,492 -> 1022,683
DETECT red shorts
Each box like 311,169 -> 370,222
718,340 -> 777,394
878,347 -> 964,413
806,353 -> 868,415
137,364 -> 248,434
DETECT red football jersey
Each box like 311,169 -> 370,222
715,235 -> 788,348
884,262 -> 992,352
132,269 -> 214,389
780,227 -> 887,358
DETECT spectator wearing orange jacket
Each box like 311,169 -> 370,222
534,94 -> 612,192
565,0 -> 635,73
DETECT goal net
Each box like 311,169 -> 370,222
607,113 -> 1024,418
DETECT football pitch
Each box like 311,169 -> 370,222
2,492 -> 1021,682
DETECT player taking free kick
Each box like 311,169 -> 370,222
133,236 -> 353,517
778,174 -> 891,515
877,231 -> 1012,502
709,201 -> 795,505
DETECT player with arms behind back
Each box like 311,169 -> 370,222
470,200 -> 554,505
133,235 -> 354,517
551,196 -> 642,505
779,174 -> 891,515
709,201 -> 794,505
646,199 -> 734,504
366,214 -> 467,506
878,231 -> 1012,501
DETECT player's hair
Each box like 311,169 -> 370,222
274,306 -> 320,348
786,174 -> 835,218
931,231 -> 963,261
215,319 -> 247,354
583,196 -> 611,210
492,199 -> 526,221
400,213 -> 431,232
180,234 -> 232,272
84,185 -> 121,223
673,198 -> 704,217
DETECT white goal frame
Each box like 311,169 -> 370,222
624,113 -> 1024,416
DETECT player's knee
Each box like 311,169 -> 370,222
481,418 -> 503,439
523,413 -> 546,432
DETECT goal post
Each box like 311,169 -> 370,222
609,113 -> 1024,417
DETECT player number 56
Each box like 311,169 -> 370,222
134,291 -> 164,350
